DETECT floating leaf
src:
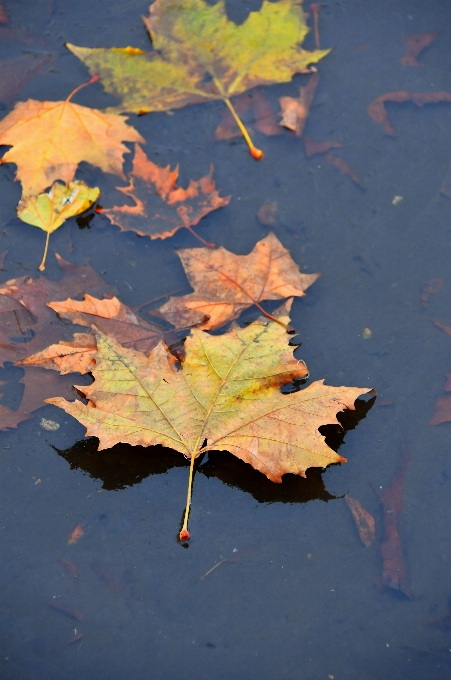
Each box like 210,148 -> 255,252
158,232 -> 320,330
66,0 -> 330,158
47,305 -> 370,540
0,79 -> 144,196
17,181 -> 100,270
19,333 -> 97,375
101,145 -> 230,245
21,292 -> 205,375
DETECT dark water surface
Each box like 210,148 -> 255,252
2,1 -> 451,678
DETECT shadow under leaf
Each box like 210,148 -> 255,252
53,394 -> 374,502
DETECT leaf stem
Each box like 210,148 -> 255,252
223,98 -> 264,160
66,75 -> 99,103
179,452 -> 197,542
186,225 -> 216,248
38,231 -> 50,271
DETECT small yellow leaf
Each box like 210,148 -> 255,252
17,181 -> 100,270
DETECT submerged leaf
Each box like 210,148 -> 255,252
158,232 -> 320,330
400,32 -> 439,66
279,72 -> 319,136
102,145 -> 230,243
48,307 -> 370,538
368,90 -> 451,136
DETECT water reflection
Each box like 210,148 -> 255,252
53,394 -> 375,501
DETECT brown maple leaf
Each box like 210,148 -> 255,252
19,293 -> 204,376
101,145 -> 230,246
0,254 -> 114,430
158,232 -> 320,331
47,304 -> 371,540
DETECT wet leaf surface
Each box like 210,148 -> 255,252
101,145 -> 230,243
158,232 -> 319,330
0,86 -> 144,196
47,305 -> 370,538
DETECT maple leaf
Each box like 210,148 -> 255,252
158,232 -> 320,330
101,145 -> 230,245
19,293 -> 204,375
66,0 -> 329,158
0,79 -> 144,196
47,304 -> 370,540
17,181 -> 100,271
0,254 -> 114,431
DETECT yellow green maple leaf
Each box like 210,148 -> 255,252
66,0 -> 330,158
17,181 -> 100,270
47,304 -> 370,540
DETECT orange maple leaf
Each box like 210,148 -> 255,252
158,232 -> 320,330
101,145 -> 230,245
0,81 -> 144,196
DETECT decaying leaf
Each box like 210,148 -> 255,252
0,53 -> 54,106
68,523 -> 84,544
0,81 -> 144,196
0,3 -> 8,23
101,145 -> 230,244
430,320 -> 451,425
257,201 -> 278,227
279,72 -> 319,136
375,451 -> 412,598
368,91 -> 451,136
47,292 -> 185,353
158,232 -> 320,330
214,90 -> 281,141
421,278 -> 444,307
0,254 -> 114,431
17,181 -> 100,270
66,0 -> 330,158
20,292 -> 203,375
325,152 -> 363,188
344,493 -> 375,547
400,32 -> 439,66
304,137 -> 342,157
19,333 -> 97,375
47,305 -> 370,540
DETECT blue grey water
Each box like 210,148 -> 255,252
1,0 -> 451,678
